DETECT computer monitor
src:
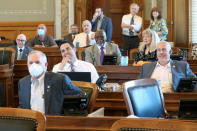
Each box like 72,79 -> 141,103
176,78 -> 197,92
58,72 -> 91,82
178,98 -> 197,119
102,55 -> 117,65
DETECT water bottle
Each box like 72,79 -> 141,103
120,49 -> 128,66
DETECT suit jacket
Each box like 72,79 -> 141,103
64,33 -> 77,42
91,15 -> 113,42
0,83 -> 4,106
15,46 -> 33,60
85,42 -> 121,66
139,60 -> 196,91
18,72 -> 82,115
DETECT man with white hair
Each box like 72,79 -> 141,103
139,41 -> 196,93
15,34 -> 33,60
73,20 -> 96,47
121,3 -> 142,52
85,29 -> 121,66
18,50 -> 82,115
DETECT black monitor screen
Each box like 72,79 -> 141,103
58,72 -> 91,82
102,55 -> 117,65
176,78 -> 197,92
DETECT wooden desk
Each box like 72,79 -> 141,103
32,47 -> 61,71
95,91 -> 197,116
0,64 -> 13,106
96,65 -> 141,84
46,115 -> 122,131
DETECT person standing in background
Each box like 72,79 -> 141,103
91,7 -> 113,42
121,3 -> 142,53
149,7 -> 168,41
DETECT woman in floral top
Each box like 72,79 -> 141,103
149,7 -> 168,41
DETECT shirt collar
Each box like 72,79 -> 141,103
97,42 -> 107,49
17,46 -> 25,51
156,61 -> 171,68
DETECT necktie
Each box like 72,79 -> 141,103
129,16 -> 134,36
100,46 -> 104,65
70,64 -> 75,72
18,49 -> 23,60
86,34 -> 90,46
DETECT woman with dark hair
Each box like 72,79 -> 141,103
149,7 -> 168,41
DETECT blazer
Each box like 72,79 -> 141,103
91,15 -> 113,42
85,42 -> 121,66
139,60 -> 196,91
15,46 -> 33,60
18,72 -> 82,115
0,83 -> 4,106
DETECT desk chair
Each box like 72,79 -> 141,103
110,118 -> 197,131
63,81 -> 98,116
0,47 -> 15,68
0,107 -> 45,131
129,48 -> 138,60
77,47 -> 86,60
171,47 -> 181,54
122,78 -> 168,118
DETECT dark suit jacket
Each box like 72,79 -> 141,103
64,34 -> 76,42
91,15 -> 113,42
18,72 -> 82,115
139,60 -> 196,91
0,83 -> 4,106
15,46 -> 33,60
85,42 -> 121,66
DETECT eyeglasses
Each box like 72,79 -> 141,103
17,39 -> 26,42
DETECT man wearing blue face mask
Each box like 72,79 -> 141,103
18,50 -> 82,115
26,24 -> 58,47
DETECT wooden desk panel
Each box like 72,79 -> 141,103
46,115 -> 122,131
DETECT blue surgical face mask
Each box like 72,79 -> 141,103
37,29 -> 45,36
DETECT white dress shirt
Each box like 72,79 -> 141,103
151,62 -> 173,93
121,14 -> 142,36
73,32 -> 96,47
30,73 -> 45,114
52,60 -> 99,83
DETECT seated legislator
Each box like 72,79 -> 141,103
26,24 -> 58,47
52,40 -> 99,83
135,29 -> 160,64
73,20 -> 96,47
85,29 -> 121,66
18,50 -> 82,115
14,34 -> 33,60
139,41 -> 196,93
64,24 -> 79,42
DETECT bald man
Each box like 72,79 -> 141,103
27,24 -> 57,47
15,34 -> 33,60
73,20 -> 96,47
139,41 -> 196,93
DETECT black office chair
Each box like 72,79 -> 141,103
122,78 -> 168,118
0,47 -> 15,68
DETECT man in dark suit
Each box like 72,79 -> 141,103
18,50 -> 82,115
15,34 -> 33,60
139,41 -> 196,92
64,24 -> 79,42
91,7 -> 112,42
85,29 -> 121,65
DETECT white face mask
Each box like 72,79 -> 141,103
28,63 -> 44,78
37,29 -> 45,36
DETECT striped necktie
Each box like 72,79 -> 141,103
18,48 -> 23,60
129,16 -> 134,36
100,46 -> 104,65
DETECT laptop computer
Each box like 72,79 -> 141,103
58,72 -> 91,82
178,98 -> 197,119
176,78 -> 197,92
102,55 -> 117,65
